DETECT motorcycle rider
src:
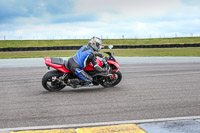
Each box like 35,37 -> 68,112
67,36 -> 107,87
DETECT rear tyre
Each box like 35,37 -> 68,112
42,70 -> 66,92
100,71 -> 122,88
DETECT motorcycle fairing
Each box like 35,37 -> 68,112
84,58 -> 103,71
107,60 -> 119,72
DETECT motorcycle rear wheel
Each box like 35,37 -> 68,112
42,70 -> 66,92
100,71 -> 122,88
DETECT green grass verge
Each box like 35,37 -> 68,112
1,47 -> 200,59
0,37 -> 200,48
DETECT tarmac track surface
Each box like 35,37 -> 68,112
0,63 -> 200,129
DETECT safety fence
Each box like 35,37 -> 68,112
0,43 -> 200,52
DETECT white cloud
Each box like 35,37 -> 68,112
0,0 -> 200,40
75,0 -> 183,18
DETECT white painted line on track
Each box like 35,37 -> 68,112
1,116 -> 200,132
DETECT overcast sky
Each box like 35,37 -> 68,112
0,0 -> 200,40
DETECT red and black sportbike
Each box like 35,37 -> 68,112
42,51 -> 122,91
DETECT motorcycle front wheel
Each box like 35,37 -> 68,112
42,70 -> 66,92
100,71 -> 122,88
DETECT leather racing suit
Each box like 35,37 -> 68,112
67,45 -> 106,84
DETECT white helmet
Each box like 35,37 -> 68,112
88,37 -> 102,52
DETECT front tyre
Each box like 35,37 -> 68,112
42,70 -> 66,92
100,71 -> 122,88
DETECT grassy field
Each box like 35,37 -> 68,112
0,37 -> 200,59
1,47 -> 200,59
0,37 -> 200,48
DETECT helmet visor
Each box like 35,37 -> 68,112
96,42 -> 102,51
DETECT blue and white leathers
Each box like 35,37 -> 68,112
75,68 -> 90,82
71,45 -> 94,82
68,45 -> 105,82
73,45 -> 93,68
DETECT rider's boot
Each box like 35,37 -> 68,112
80,80 -> 91,86
68,79 -> 80,88
69,78 -> 91,88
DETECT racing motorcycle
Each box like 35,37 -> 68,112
42,46 -> 122,91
